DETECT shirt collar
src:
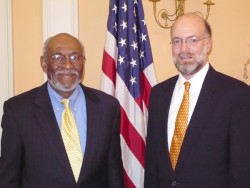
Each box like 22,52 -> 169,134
47,83 -> 81,108
177,62 -> 209,92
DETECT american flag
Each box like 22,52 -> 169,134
101,0 -> 157,187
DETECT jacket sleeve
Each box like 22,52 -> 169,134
108,101 -> 124,188
229,87 -> 250,187
144,89 -> 160,188
0,101 -> 23,188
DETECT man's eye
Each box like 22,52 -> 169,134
56,56 -> 63,61
173,40 -> 181,44
53,55 -> 64,61
189,38 -> 197,43
70,56 -> 78,61
70,56 -> 82,62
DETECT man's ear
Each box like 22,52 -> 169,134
207,38 -> 213,54
40,56 -> 47,73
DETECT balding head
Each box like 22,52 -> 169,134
43,33 -> 85,58
171,13 -> 211,39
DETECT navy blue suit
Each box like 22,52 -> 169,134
0,83 -> 124,188
145,66 -> 250,188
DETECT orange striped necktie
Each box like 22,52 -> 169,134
170,81 -> 191,170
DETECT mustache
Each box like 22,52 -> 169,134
178,52 -> 193,57
55,68 -> 79,76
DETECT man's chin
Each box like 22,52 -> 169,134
49,80 -> 79,92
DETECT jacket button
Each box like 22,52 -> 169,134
171,180 -> 177,186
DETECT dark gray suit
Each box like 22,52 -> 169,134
0,82 -> 124,188
144,66 -> 250,188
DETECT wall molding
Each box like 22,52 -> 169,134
0,0 -> 13,154
42,0 -> 79,81
43,0 -> 78,40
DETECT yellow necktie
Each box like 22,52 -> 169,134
170,81 -> 191,170
61,99 -> 83,181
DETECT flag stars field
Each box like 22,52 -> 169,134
101,0 -> 157,187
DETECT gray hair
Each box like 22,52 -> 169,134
42,33 -> 85,58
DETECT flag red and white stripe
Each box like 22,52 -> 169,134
101,0 -> 157,187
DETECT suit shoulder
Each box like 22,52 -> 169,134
82,86 -> 120,104
152,76 -> 178,92
215,71 -> 250,90
5,86 -> 41,105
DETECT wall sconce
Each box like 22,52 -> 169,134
243,44 -> 250,84
243,58 -> 250,84
149,0 -> 215,29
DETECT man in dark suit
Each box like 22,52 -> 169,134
144,13 -> 250,188
0,33 -> 124,188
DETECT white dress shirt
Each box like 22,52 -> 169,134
167,63 -> 209,150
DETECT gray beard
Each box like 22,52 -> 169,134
174,48 -> 207,76
48,78 -> 80,92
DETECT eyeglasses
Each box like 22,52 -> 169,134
170,37 -> 208,48
50,54 -> 85,65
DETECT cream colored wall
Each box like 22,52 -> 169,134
13,0 -> 250,95
144,1 -> 250,83
78,1 -> 109,90
13,0 -> 43,95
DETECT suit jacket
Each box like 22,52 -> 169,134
0,82 -> 124,188
144,66 -> 250,188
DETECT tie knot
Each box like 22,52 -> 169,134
61,99 -> 70,109
184,81 -> 191,91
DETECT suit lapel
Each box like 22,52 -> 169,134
77,85 -> 101,183
176,66 -> 220,170
33,83 -> 75,182
156,77 -> 178,174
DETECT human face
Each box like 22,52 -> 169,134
41,34 -> 85,98
171,14 -> 212,79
